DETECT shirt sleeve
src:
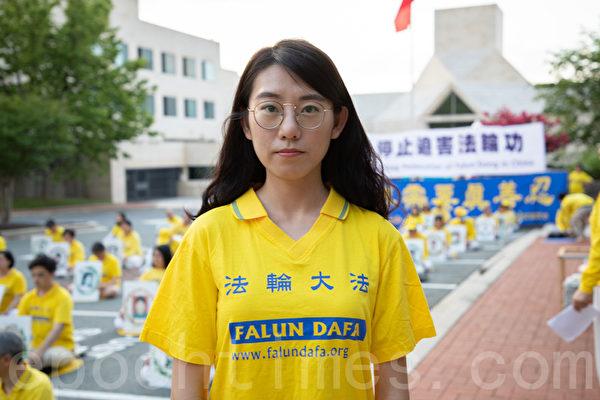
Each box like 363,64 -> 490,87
17,294 -> 28,315
370,222 -> 436,363
140,221 -> 217,365
14,272 -> 26,295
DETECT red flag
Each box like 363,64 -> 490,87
395,0 -> 413,32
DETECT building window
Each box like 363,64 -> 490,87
201,60 -> 216,81
137,47 -> 153,70
203,101 -> 215,119
163,96 -> 177,116
432,92 -> 473,115
184,99 -> 197,118
144,95 -> 154,116
115,42 -> 128,66
188,166 -> 214,180
161,52 -> 176,74
183,57 -> 196,78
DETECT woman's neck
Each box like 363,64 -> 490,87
256,172 -> 329,220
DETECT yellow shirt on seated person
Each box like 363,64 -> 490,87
110,225 -> 124,239
0,236 -> 6,251
18,283 -> 74,351
0,268 -> 27,314
0,363 -> 54,400
121,231 -> 142,258
555,193 -> 594,232
67,240 -> 85,269
44,226 -> 65,243
89,253 -> 122,286
579,194 -> 600,294
568,169 -> 593,194
139,267 -> 166,282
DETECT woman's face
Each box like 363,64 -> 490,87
243,65 -> 348,183
152,250 -> 165,269
0,254 -> 9,270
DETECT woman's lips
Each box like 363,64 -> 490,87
276,150 -> 304,157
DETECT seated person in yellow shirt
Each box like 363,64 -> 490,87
89,243 -> 122,299
401,206 -> 425,233
449,206 -> 477,249
139,245 -> 172,282
0,235 -> 6,251
110,212 -> 127,239
18,255 -> 75,370
62,229 -> 85,270
402,223 -> 430,275
44,220 -> 65,243
0,331 -> 54,399
119,220 -> 143,269
568,164 -> 593,194
555,192 -> 594,240
572,193 -> 600,311
0,251 -> 26,315
0,250 -> 27,314
431,215 -> 452,247
166,210 -> 183,229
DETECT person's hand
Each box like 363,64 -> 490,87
28,348 -> 45,369
572,290 -> 593,311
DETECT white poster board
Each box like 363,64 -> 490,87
103,237 -> 124,261
496,214 -> 515,240
121,281 -> 158,336
73,261 -> 102,303
30,235 -> 51,255
447,225 -> 467,255
427,230 -> 448,262
405,238 -> 426,270
423,214 -> 435,231
476,216 -> 497,242
141,345 -> 173,388
0,316 -> 32,356
44,242 -> 70,276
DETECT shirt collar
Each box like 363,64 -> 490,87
231,187 -> 350,221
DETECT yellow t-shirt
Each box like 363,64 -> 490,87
111,225 -> 124,239
0,363 -> 54,400
18,283 -> 74,351
0,269 -> 27,314
555,193 -> 594,231
449,217 -> 476,241
122,231 -> 142,258
141,187 -> 435,399
44,226 -> 65,243
67,240 -> 85,269
89,253 -> 122,285
568,170 -> 593,194
402,214 -> 425,231
139,267 -> 166,282
579,194 -> 600,293
0,235 -> 6,251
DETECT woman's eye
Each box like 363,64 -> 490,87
261,104 -> 279,113
302,105 -> 320,113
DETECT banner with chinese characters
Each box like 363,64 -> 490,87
369,122 -> 546,178
390,171 -> 568,226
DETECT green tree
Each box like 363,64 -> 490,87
0,0 -> 153,223
538,29 -> 600,148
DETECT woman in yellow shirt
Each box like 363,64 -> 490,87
0,251 -> 26,315
119,220 -> 143,269
139,245 -> 172,282
110,212 -> 127,239
141,39 -> 435,399
568,164 -> 593,194
62,229 -> 85,269
89,242 -> 122,299
44,220 -> 64,243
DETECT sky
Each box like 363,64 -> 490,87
139,0 -> 600,94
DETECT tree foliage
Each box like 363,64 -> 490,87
0,0 -> 153,223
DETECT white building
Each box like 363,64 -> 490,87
353,4 -> 544,134
108,0 -> 238,203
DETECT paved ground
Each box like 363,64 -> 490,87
2,205 -> 520,399
410,238 -> 600,400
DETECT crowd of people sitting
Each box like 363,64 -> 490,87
0,210 -> 191,397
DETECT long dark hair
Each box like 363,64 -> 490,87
198,39 -> 397,219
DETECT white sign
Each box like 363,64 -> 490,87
476,216 -> 497,242
0,316 -> 32,356
369,122 -> 546,178
496,214 -> 515,240
405,238 -> 426,269
73,261 -> 102,303
141,345 -> 173,388
44,242 -> 70,275
447,225 -> 467,255
103,237 -> 124,261
121,281 -> 158,336
30,235 -> 51,255
427,230 -> 447,262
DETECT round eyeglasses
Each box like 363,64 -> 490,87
247,101 -> 332,130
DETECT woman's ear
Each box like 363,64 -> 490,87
331,106 -> 349,140
242,116 -> 252,140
